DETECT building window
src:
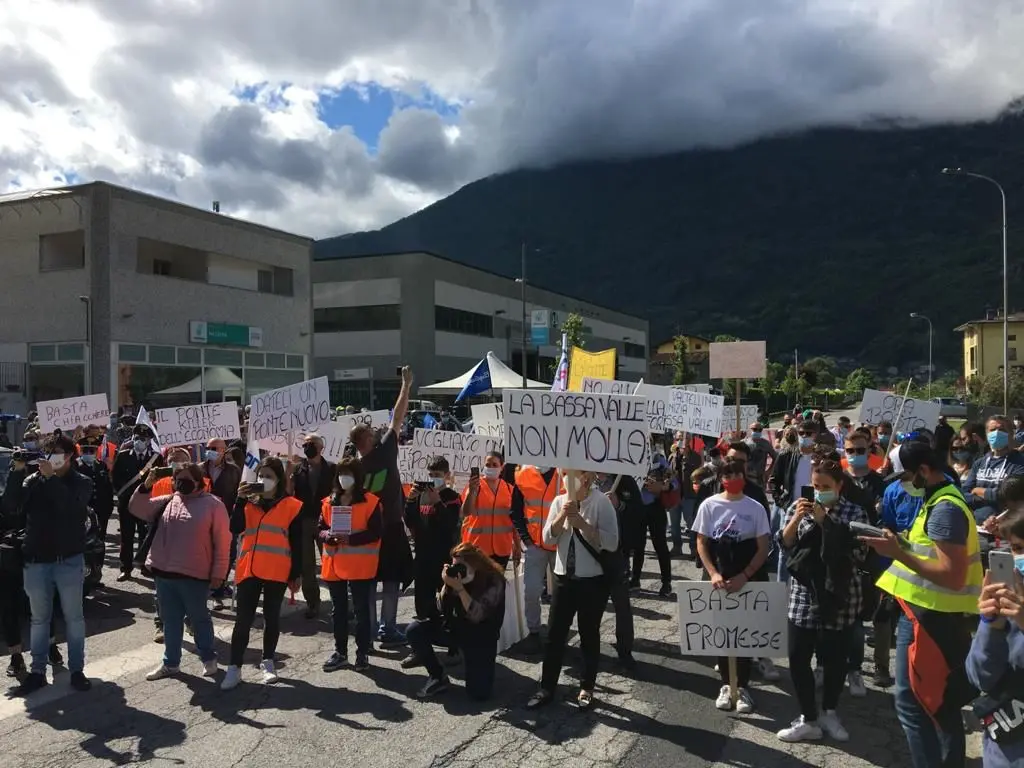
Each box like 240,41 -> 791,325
258,270 -> 273,293
434,305 -> 493,337
1010,335 -> 1017,342
969,347 -> 977,370
57,344 -> 84,361
1010,347 -> 1018,362
149,346 -> 176,364
39,231 -> 85,271
245,352 -> 265,367
119,344 -> 147,362
29,344 -> 56,363
177,347 -> 201,365
265,353 -> 286,369
624,342 -> 646,358
204,348 -> 243,367
153,259 -> 172,276
314,305 -> 402,333
286,355 -> 304,369
257,267 -> 294,297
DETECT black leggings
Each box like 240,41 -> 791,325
230,578 -> 287,666
631,503 -> 672,585
788,621 -> 850,721
541,575 -> 608,692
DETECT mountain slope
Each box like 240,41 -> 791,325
316,116 -> 1024,369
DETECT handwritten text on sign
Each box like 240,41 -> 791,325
718,404 -> 761,434
249,377 -> 331,441
858,388 -> 940,433
471,402 -> 503,437
502,389 -> 649,474
399,428 -> 504,489
37,394 -> 110,434
264,409 -> 390,461
154,402 -> 240,447
676,581 -> 788,659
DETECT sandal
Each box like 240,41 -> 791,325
526,690 -> 554,710
577,689 -> 594,709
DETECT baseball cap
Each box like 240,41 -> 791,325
887,442 -> 936,480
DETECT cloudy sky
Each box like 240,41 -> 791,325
1,0 -> 1021,238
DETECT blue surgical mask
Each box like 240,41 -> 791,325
205,450 -> 220,462
1015,554 -> 1024,576
431,477 -> 446,488
879,434 -> 890,447
814,489 -> 839,507
23,441 -> 37,451
750,432 -> 763,441
80,454 -> 96,467
988,430 -> 1009,450
799,436 -> 814,449
847,453 -> 868,470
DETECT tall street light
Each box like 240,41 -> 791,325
909,312 -> 933,399
942,167 -> 1009,412
514,243 -> 527,387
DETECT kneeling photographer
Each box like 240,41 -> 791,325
405,542 -> 505,700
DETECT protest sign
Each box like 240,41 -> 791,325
718,404 -> 761,434
249,377 -> 331,441
399,428 -> 503,489
709,341 -> 767,379
567,347 -> 617,392
37,394 -> 109,434
502,389 -> 649,475
672,383 -> 712,394
471,402 -> 504,437
676,581 -> 788,659
264,409 -> 390,461
859,388 -> 940,432
154,402 -> 241,447
580,377 -> 725,438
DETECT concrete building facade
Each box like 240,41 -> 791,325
312,251 -> 649,408
0,182 -> 312,417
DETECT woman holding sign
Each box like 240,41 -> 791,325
319,457 -> 382,674
221,457 -> 303,691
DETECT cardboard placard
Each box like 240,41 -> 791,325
567,347 -> 617,392
502,388 -> 649,475
37,394 -> 110,434
471,402 -> 504,437
398,428 -> 504,489
581,377 -> 726,438
264,409 -> 390,461
248,376 -> 331,441
154,402 -> 241,447
718,404 -> 762,434
330,506 -> 352,535
709,341 -> 767,380
858,389 -> 940,433
676,580 -> 788,659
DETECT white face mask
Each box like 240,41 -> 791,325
482,467 -> 500,480
48,454 -> 66,470
133,439 -> 147,453
535,466 -> 551,474
260,477 -> 277,493
339,475 -> 356,490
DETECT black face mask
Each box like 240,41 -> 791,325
174,477 -> 197,495
303,444 -> 319,459
912,472 -> 927,490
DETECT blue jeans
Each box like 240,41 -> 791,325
894,614 -> 966,768
771,505 -> 790,583
23,556 -> 86,674
371,581 -> 401,636
154,577 -> 216,668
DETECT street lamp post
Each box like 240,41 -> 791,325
78,296 -> 91,395
909,312 -> 933,399
943,167 -> 1009,412
514,243 -> 527,387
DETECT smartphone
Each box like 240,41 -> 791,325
989,550 -> 1017,588
849,521 -> 888,539
414,480 -> 433,491
395,366 -> 403,376
470,467 -> 480,479
151,466 -> 174,479
800,486 -> 815,502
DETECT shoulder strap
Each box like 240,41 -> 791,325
572,529 -> 604,562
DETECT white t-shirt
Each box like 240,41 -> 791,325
793,453 -> 813,498
693,494 -> 771,542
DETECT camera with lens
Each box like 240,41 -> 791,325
445,562 -> 467,580
12,449 -> 42,465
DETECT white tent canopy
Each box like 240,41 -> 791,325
151,366 -> 244,396
419,351 -> 549,396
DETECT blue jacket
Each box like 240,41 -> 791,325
963,451 -> 1024,525
966,619 -> 1024,768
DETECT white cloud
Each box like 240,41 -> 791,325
0,0 -> 1022,238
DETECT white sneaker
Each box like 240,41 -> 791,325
777,716 -> 823,742
758,658 -> 781,682
260,659 -> 279,684
202,658 -> 219,677
220,665 -> 242,691
819,710 -> 850,741
847,670 -> 866,698
714,685 -> 733,710
145,664 -> 178,681
735,687 -> 755,714
814,666 -> 824,688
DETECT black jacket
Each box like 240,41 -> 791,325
112,448 -> 161,509
1,466 -> 28,530
405,487 -> 461,563
76,457 -> 114,522
21,469 -> 93,562
291,459 -> 336,520
768,450 -> 808,508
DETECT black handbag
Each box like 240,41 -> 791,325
571,530 -> 619,586
0,530 -> 25,573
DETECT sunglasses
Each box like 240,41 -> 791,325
798,431 -> 816,437
811,458 -> 841,470
844,446 -> 867,455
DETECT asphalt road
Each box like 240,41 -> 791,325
0,510 -> 980,768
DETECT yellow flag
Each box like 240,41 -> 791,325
567,347 -> 617,392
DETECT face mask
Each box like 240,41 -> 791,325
133,439 -> 147,453
814,489 -> 839,507
878,435 -> 890,447
722,478 -> 745,494
953,451 -> 972,464
482,467 -> 500,480
80,454 -> 96,467
174,477 -> 196,495
260,477 -> 277,493
431,477 -> 446,488
170,461 -> 186,471
988,430 -> 1009,450
847,453 -> 868,470
48,454 -> 66,470
750,432 -> 762,441
339,475 -> 355,490
303,444 -> 319,459
1015,554 -> 1024,577
23,441 -> 37,451
205,450 -> 220,462
535,466 -> 551,473
799,436 -> 814,450
900,480 -> 925,498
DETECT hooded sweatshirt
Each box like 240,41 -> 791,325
965,619 -> 1024,768
963,452 -> 1024,524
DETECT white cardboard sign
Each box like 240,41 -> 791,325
471,402 -> 504,437
858,388 -> 940,433
264,409 -> 390,461
502,388 -> 650,475
709,341 -> 767,380
581,377 -> 725,437
676,581 -> 788,659
154,402 -> 241,447
398,428 -> 504,490
719,405 -> 762,434
248,376 -> 331,441
37,394 -> 110,434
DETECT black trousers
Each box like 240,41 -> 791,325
406,619 -> 497,700
327,579 -> 375,658
631,502 -> 672,585
230,578 -> 287,666
413,559 -> 444,621
606,550 -> 634,656
789,621 -> 851,721
718,657 -> 752,687
119,512 -> 148,572
541,575 -> 608,692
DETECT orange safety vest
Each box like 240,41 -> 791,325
235,496 -> 302,584
514,466 -> 559,551
460,479 -> 515,557
152,475 -> 211,496
320,493 -> 381,581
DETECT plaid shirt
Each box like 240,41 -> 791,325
780,497 -> 868,630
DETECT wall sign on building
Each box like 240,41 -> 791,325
530,309 -> 550,346
189,320 -> 263,348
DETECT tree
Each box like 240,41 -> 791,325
714,334 -> 740,343
844,368 -> 877,393
802,356 -> 839,388
781,370 -> 811,401
760,361 -> 786,393
562,312 -> 585,350
671,335 -> 691,385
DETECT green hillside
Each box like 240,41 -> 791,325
316,114 -> 1024,369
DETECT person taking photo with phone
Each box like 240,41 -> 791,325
221,457 -> 303,689
461,452 -> 518,569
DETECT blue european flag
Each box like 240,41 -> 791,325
455,358 -> 492,403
